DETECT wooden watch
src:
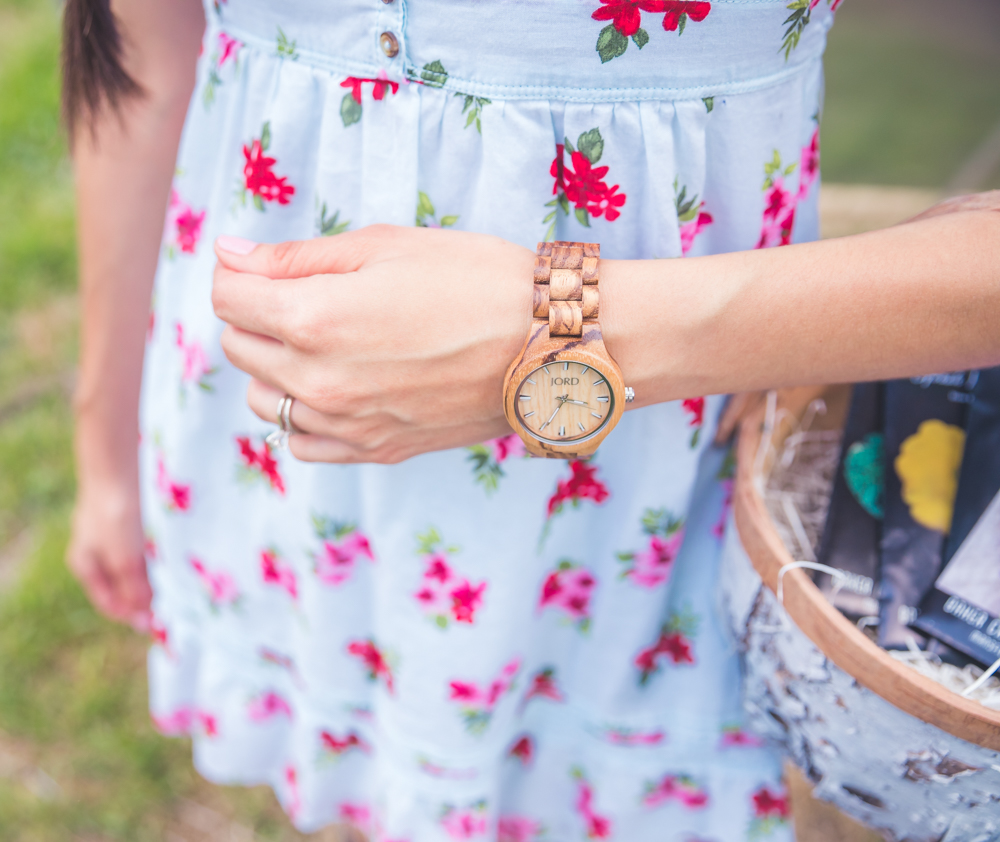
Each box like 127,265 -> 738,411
503,241 -> 633,459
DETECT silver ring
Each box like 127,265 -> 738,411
265,394 -> 295,450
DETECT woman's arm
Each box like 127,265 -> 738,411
68,0 -> 203,624
604,193 -> 1000,407
209,192 -> 1000,464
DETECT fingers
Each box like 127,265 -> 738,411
213,225 -> 396,280
219,325 -> 293,392
67,544 -> 151,627
714,391 -> 765,445
211,263 -> 306,341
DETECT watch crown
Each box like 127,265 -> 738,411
625,386 -> 635,403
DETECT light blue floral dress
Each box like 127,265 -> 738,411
142,1 -> 837,839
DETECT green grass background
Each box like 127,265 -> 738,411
0,0 -> 997,838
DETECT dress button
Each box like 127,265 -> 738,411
381,0 -> 393,4
380,31 -> 399,57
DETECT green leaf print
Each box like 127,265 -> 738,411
780,0 -> 811,60
252,193 -> 265,212
574,207 -> 591,228
276,26 -> 299,60
577,128 -> 604,164
421,60 -> 449,87
317,202 -> 350,236
416,191 -> 458,228
674,181 -> 700,222
596,23 -> 628,63
457,93 -> 491,133
632,28 -> 649,49
260,120 -> 271,152
415,526 -> 459,556
702,96 -> 714,113
340,93 -> 362,127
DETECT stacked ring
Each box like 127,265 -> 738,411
265,394 -> 297,449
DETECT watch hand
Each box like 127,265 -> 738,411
565,399 -> 591,407
540,402 -> 564,430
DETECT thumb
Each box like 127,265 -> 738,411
214,226 -> 387,280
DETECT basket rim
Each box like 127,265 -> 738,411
734,411 -> 1000,751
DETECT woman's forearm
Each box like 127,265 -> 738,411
603,194 -> 1000,406
73,0 -> 202,488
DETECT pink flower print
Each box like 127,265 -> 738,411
235,435 -> 285,494
347,638 -> 395,694
466,434 -> 527,492
144,533 -> 158,562
679,210 -> 712,255
617,508 -> 685,588
320,729 -> 370,759
152,706 -> 218,738
448,658 -> 520,735
498,816 -> 544,842
163,189 -> 206,258
635,608 -> 699,684
600,726 -> 665,747
572,768 -> 612,840
311,518 -> 375,586
507,734 -> 535,765
174,323 -> 216,400
240,122 -> 295,210
190,556 -> 240,610
641,774 -> 710,809
720,725 -> 765,749
150,617 -> 168,649
260,548 -> 297,600
798,127 -> 820,200
675,182 -> 713,257
712,477 -> 734,539
156,454 -> 191,512
414,528 -> 486,628
546,460 -> 610,519
339,802 -> 372,830
217,31 -> 241,66
520,666 -> 565,711
441,803 -> 489,840
247,690 -> 292,722
538,561 -> 597,632
283,765 -> 301,823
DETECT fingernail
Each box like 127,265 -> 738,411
216,235 -> 258,255
131,612 -> 151,633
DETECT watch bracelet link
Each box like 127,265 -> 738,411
532,241 -> 600,338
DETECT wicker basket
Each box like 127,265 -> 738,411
722,389 -> 1000,842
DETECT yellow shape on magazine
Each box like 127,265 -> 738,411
894,419 -> 965,534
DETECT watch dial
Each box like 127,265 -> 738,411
515,361 -> 615,445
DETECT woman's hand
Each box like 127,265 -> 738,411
212,226 -> 535,463
67,474 -> 151,628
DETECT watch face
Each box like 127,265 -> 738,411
514,361 -> 615,445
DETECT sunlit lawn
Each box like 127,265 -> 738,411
0,0 -> 997,838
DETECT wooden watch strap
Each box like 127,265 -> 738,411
531,241 -> 599,338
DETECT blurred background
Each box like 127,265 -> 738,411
0,0 -> 998,839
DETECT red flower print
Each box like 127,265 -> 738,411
163,189 -> 206,257
235,435 -> 285,494
261,548 -> 298,600
218,31 -> 241,66
508,734 -> 535,765
341,71 -> 400,104
546,460 -> 610,519
752,786 -> 790,819
592,0 -> 711,63
798,127 -> 820,200
757,127 -> 819,249
642,774 -> 710,809
240,122 -> 295,210
150,617 -> 168,648
320,729 -> 370,757
156,454 -> 191,512
310,518 -> 375,586
635,609 -> 699,684
347,638 -> 395,694
682,396 -> 705,447
544,129 -> 626,239
520,666 -> 565,711
248,690 -> 293,721
413,528 -> 487,628
572,768 -> 613,840
448,658 -> 520,734
538,560 -> 598,632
